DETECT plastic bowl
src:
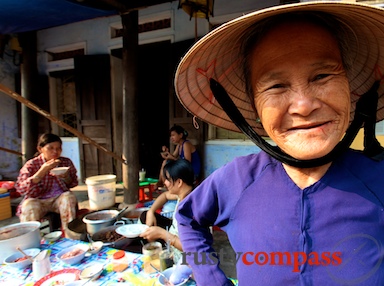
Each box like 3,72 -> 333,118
4,248 -> 40,269
80,263 -> 104,280
50,167 -> 69,176
44,231 -> 62,242
0,181 -> 15,190
57,244 -> 89,265
89,241 -> 103,254
158,267 -> 192,286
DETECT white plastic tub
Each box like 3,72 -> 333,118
85,174 -> 116,210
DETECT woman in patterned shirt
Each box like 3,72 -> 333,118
15,133 -> 78,237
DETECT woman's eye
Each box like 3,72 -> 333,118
314,74 -> 330,81
267,83 -> 285,90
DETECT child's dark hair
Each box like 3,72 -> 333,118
37,133 -> 62,148
163,159 -> 194,187
169,125 -> 188,139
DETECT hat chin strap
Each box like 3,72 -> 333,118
210,79 -> 384,168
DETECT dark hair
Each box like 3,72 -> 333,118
169,125 -> 188,139
37,133 -> 62,148
163,159 -> 194,187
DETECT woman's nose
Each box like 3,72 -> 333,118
288,86 -> 321,117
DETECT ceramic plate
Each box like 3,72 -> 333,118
115,224 -> 149,238
34,268 -> 81,286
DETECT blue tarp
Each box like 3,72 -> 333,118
0,0 -> 118,34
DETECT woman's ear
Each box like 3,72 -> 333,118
37,146 -> 42,153
177,178 -> 183,188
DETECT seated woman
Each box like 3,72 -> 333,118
159,125 -> 201,186
140,159 -> 195,263
15,133 -> 78,237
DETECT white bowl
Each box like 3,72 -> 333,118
57,244 -> 89,265
44,231 -> 62,242
88,241 -> 103,254
50,167 -> 69,175
80,263 -> 104,280
4,248 -> 40,269
115,224 -> 149,238
158,266 -> 192,286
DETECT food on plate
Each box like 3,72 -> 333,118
14,256 -> 27,263
14,256 -> 28,262
50,281 -> 67,285
99,230 -> 122,242
61,248 -> 85,259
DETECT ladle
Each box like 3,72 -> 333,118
113,206 -> 129,221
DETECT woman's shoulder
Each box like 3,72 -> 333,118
211,151 -> 277,181
231,151 -> 276,167
342,149 -> 384,167
184,140 -> 195,148
23,154 -> 43,167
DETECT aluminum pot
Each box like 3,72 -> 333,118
82,210 -> 121,235
0,221 -> 41,263
121,207 -> 149,224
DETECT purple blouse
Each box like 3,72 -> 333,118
177,149 -> 384,285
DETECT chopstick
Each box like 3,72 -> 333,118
16,247 -> 34,263
24,268 -> 32,280
150,263 -> 171,284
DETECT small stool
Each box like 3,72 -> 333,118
139,185 -> 153,202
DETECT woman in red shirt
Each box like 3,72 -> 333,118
15,133 -> 78,237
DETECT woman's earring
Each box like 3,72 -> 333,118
256,118 -> 261,123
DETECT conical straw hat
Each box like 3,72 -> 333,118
175,1 -> 384,136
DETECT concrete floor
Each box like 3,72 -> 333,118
0,185 -> 237,279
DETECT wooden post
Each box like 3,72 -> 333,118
121,11 -> 140,205
19,32 -> 39,162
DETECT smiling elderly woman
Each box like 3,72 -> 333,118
174,2 -> 384,286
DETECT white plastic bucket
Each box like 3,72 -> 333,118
85,174 -> 116,210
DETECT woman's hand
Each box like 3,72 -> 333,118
145,210 -> 157,226
162,146 -> 169,152
161,151 -> 170,160
140,226 -> 168,242
40,159 -> 60,174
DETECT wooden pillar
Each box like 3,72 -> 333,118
19,32 -> 39,162
121,11 -> 139,204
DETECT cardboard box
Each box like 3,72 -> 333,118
0,192 -> 12,220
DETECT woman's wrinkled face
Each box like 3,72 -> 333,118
39,141 -> 62,161
250,21 -> 350,160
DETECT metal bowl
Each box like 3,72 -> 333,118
121,207 -> 149,224
82,210 -> 119,235
0,221 -> 41,263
